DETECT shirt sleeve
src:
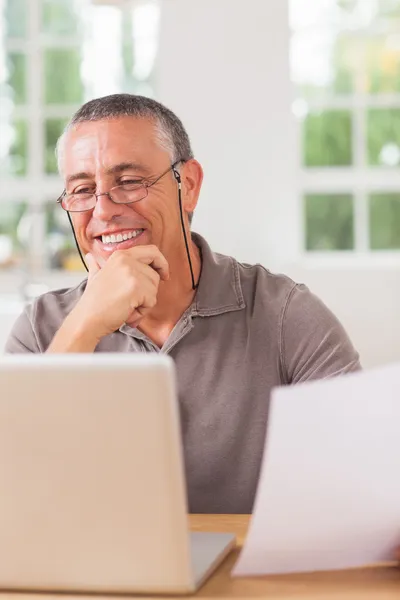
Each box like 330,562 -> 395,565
280,283 -> 361,384
4,304 -> 41,354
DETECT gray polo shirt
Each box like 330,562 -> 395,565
6,233 -> 360,513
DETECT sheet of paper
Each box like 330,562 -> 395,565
233,362 -> 400,576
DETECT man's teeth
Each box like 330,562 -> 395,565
101,230 -> 143,244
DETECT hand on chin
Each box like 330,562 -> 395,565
125,308 -> 145,330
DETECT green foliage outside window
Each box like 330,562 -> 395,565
9,121 -> 28,177
369,193 -> 400,249
304,111 -> 353,167
44,49 -> 83,104
45,119 -> 68,174
367,109 -> 400,166
7,53 -> 26,104
305,194 -> 354,251
41,0 -> 81,35
0,202 -> 27,268
0,202 -> 26,242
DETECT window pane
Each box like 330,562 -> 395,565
11,120 -> 28,176
367,108 -> 400,167
6,52 -> 27,104
378,0 -> 400,18
291,0 -> 400,29
303,111 -> 353,167
4,0 -> 27,38
44,49 -> 83,104
45,119 -> 67,174
331,34 -> 357,95
45,203 -> 84,271
305,193 -> 354,251
291,32 -> 355,99
0,201 -> 28,269
365,35 -> 400,94
1,120 -> 28,177
369,192 -> 400,249
41,0 -> 81,36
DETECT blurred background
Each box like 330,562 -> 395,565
0,0 -> 399,365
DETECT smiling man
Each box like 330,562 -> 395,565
6,94 -> 362,514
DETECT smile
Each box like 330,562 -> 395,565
101,229 -> 144,244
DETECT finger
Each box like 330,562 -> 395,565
128,246 -> 170,281
140,262 -> 161,288
126,306 -> 151,329
134,279 -> 159,310
122,260 -> 160,292
126,318 -> 142,329
148,254 -> 169,282
395,547 -> 400,563
85,253 -> 101,281
125,310 -> 144,329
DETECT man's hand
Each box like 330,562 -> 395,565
47,245 -> 169,353
81,245 -> 169,336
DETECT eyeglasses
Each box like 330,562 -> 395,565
57,160 -> 182,213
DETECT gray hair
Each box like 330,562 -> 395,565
56,93 -> 194,171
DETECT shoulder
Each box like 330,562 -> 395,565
232,256 -> 339,323
228,255 -> 361,381
233,257 -> 299,313
5,279 -> 87,353
30,278 -> 87,336
32,279 -> 87,316
278,282 -> 361,382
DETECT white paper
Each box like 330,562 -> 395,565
233,362 -> 400,576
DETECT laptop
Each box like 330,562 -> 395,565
0,354 -> 235,595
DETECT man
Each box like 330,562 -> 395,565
6,94 -> 361,514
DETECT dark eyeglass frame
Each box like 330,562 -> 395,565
56,160 -> 183,213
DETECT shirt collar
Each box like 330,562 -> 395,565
190,232 -> 246,317
119,232 -> 246,340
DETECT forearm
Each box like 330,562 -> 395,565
47,310 -> 100,353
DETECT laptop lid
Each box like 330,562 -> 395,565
0,354 -> 195,594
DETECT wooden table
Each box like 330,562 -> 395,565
190,515 -> 400,599
0,515 -> 399,599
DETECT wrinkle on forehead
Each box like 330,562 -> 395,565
57,117 -> 171,179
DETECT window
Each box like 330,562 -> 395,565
0,0 -> 160,277
291,0 -> 400,254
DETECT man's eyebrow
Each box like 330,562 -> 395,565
105,162 -> 151,176
66,172 -> 93,186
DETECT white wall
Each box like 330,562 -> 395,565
157,0 -> 300,266
156,0 -> 400,369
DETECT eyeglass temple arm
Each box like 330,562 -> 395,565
67,212 -> 89,272
173,166 -> 198,290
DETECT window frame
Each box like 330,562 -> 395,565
292,7 -> 400,260
0,0 -> 161,289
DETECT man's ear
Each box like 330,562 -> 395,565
181,159 -> 203,214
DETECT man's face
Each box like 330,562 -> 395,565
60,117 -> 199,265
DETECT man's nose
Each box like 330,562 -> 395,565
91,191 -> 125,220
